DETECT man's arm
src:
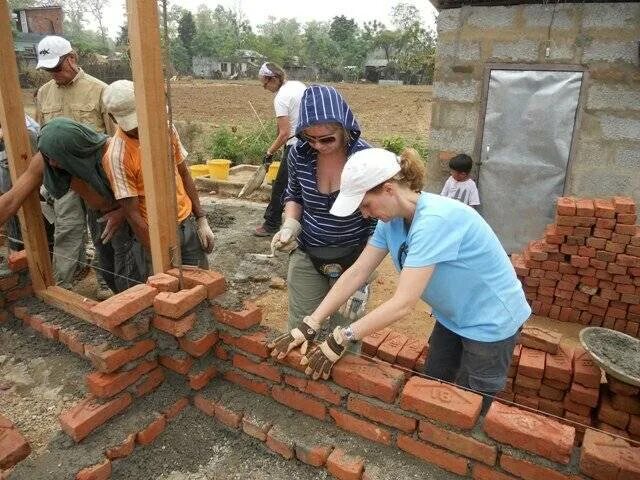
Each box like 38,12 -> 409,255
0,153 -> 45,225
267,116 -> 291,156
118,196 -> 150,249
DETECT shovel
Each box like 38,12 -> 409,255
238,101 -> 271,199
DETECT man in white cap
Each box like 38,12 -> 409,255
35,35 -> 115,299
101,80 -> 215,277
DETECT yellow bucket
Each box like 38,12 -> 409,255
189,164 -> 209,178
207,159 -> 232,180
266,161 -> 281,184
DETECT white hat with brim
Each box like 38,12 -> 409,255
102,80 -> 138,131
330,148 -> 401,217
36,36 -> 72,69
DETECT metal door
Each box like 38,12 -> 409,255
477,69 -> 583,253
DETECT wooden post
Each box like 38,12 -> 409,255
0,1 -> 54,291
127,0 -> 180,273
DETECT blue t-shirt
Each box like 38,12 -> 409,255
369,193 -> 531,342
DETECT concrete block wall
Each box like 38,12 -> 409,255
427,2 -> 640,206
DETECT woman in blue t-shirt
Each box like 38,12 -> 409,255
269,147 -> 531,411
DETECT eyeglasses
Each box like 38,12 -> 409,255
397,241 -> 408,269
43,55 -> 68,73
260,77 -> 272,88
302,134 -> 338,146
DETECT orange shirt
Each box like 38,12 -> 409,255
102,126 -> 192,223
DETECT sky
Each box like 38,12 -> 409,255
99,0 -> 438,39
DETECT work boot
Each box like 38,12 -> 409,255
253,224 -> 277,237
95,284 -> 114,301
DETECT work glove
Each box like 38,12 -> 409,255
301,327 -> 347,380
196,216 -> 215,253
268,315 -> 322,360
339,283 -> 370,320
271,217 -> 301,253
262,152 -> 275,165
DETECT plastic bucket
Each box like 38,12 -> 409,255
207,159 -> 232,180
266,161 -> 281,184
189,164 -> 209,178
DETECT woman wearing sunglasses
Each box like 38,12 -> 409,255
267,84 -> 375,343
271,147 -> 530,412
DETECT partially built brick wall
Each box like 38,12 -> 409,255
1,253 -> 639,479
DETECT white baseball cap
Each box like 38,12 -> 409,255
330,148 -> 401,217
36,36 -> 72,69
102,80 -> 138,131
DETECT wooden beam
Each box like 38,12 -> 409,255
0,1 -> 54,291
36,286 -> 95,323
126,0 -> 180,273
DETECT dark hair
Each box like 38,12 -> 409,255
449,154 -> 473,173
264,62 -> 286,84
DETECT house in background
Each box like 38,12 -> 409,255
426,1 -> 639,252
192,49 -> 265,78
12,5 -> 64,68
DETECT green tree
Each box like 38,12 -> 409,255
302,21 -> 341,72
177,10 -> 196,57
257,16 -> 302,65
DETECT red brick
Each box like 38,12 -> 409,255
347,395 -> 416,433
153,285 -> 207,319
612,232 -> 632,245
178,331 -> 218,357
519,326 -> 561,354
617,213 -> 637,225
167,268 -> 226,299
419,420 -> 497,465
215,403 -> 243,428
7,251 -> 28,272
376,331 -> 408,363
152,312 -> 195,337
326,448 -> 364,480
295,442 -> 333,467
399,377 -> 482,430
220,330 -> 269,358
86,359 -> 157,397
397,434 -> 469,476
569,382 -> 599,408
162,397 -> 189,421
587,236 -> 608,249
483,401 -> 575,464
578,246 -> 596,258
212,302 -> 262,330
105,433 -> 135,459
580,429 -> 640,480
90,284 -> 157,327
606,375 -> 640,396
627,244 -> 640,256
159,353 -> 193,375
136,414 -> 166,445
232,354 -> 281,382
108,315 -> 150,341
472,463 -> 516,480
361,328 -> 392,356
59,394 -> 132,442
266,426 -> 295,460
518,347 -> 546,379
561,244 -> 579,256
620,293 -> 640,305
332,354 -> 406,403
213,344 -> 229,360
616,223 -> 638,235
85,339 -> 155,374
611,393 -> 640,415
539,384 -> 564,401
271,386 -> 325,420
188,365 -> 217,390
574,198 -> 594,216
557,197 -> 576,216
601,288 -> 621,301
515,374 -> 542,390
594,199 -> 615,218
223,371 -> 270,396
132,367 -> 164,397
613,196 -> 636,214
75,459 -> 112,480
573,347 -> 602,388
538,398 -> 565,416
329,408 -> 391,445
274,348 -> 307,373
193,393 -> 216,416
242,414 -> 271,441
629,414 -> 640,436
58,329 -> 86,356
283,375 -> 342,405
570,256 -> 590,269
618,254 -> 640,268
598,394 -> 630,429
606,242 -> 626,255
564,395 -> 593,416
513,393 -> 539,409
146,273 -> 179,292
0,428 -> 30,470
501,454 -> 580,480
396,338 -> 426,369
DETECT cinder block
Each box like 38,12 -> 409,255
524,4 -> 574,28
491,40 -> 539,61
436,9 -> 460,33
587,84 -> 640,111
583,41 -> 639,65
467,6 -> 516,28
432,80 -> 480,103
582,3 -> 640,29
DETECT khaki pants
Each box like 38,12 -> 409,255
53,190 -> 87,289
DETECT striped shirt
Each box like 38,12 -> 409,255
285,84 -> 375,248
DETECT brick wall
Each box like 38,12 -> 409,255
23,8 -> 63,34
427,3 -> 640,205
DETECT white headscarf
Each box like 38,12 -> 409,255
258,63 -> 275,77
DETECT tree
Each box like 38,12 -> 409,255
86,0 -> 107,47
177,11 -> 196,57
116,23 -> 128,47
62,0 -> 86,37
329,15 -> 358,45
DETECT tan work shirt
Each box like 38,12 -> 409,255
36,68 -> 115,134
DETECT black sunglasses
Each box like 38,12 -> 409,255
397,241 -> 408,269
302,134 -> 338,146
43,55 -> 68,73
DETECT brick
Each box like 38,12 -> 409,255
573,347 -> 602,388
361,328 -> 391,356
578,246 -> 596,258
188,365 -> 217,390
284,375 -> 342,405
153,285 -> 207,319
162,397 -> 189,421
587,237 -> 607,249
616,224 -> 638,235
0,275 -> 18,292
7,250 -> 27,272
500,454 -> 580,480
564,395 -> 593,416
347,395 -> 416,433
399,377 -> 482,430
332,354 -> 406,403
326,448 -> 364,480
556,197 -> 576,216
606,241 -> 626,255
58,329 -> 86,356
483,401 -> 575,464
105,433 -> 135,459
612,233 -> 632,245
594,199 -> 615,218
59,393 -> 132,442
513,393 -> 539,409
613,196 -> 636,214
266,426 -> 295,460
193,393 -> 216,416
295,440 -> 333,467
178,331 -> 218,357
580,429 -> 640,480
5,285 -> 33,303
561,244 -> 579,256
397,434 -> 469,476
611,393 -> 640,415
90,284 -> 157,328
159,352 -> 193,375
242,413 -> 271,441
0,428 -> 30,470
232,354 -> 281,382
86,359 -> 157,398
132,367 -> 164,397
569,382 -> 599,408
593,228 -> 613,240
212,302 -> 261,330
419,420 -> 497,465
215,403 -> 243,429
108,315 -> 151,341
617,213 -> 637,225
220,330 -> 269,358
606,374 -> 640,396
472,463 -> 516,480
329,408 -> 391,445
223,371 -> 270,396
598,394 -> 630,429
601,288 -> 621,301
539,384 -> 564,401
146,273 -> 179,292
618,254 -> 640,268
86,339 -> 155,374
518,347 -> 545,379
630,415 -> 640,436
396,338 -> 426,369
271,386 -> 326,420
136,414 -> 166,445
152,312 -> 196,337
75,459 -> 112,480
376,331 -> 409,363
519,325 -> 561,354
167,268 -> 226,299
575,199 -> 595,216
627,245 -> 640,257
515,374 -> 542,390
570,256 -> 590,269
538,398 -> 564,417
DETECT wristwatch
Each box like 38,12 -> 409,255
342,325 -> 357,343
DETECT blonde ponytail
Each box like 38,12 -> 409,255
396,148 -> 425,191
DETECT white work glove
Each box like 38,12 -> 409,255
268,315 -> 322,360
339,283 -> 370,320
270,217 -> 302,253
196,216 -> 215,254
301,326 -> 348,380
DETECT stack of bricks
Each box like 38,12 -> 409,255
597,373 -> 640,443
0,251 -> 34,316
0,414 -> 30,473
360,327 -> 428,372
511,196 -> 640,336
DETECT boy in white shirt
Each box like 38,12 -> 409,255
440,154 -> 480,208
